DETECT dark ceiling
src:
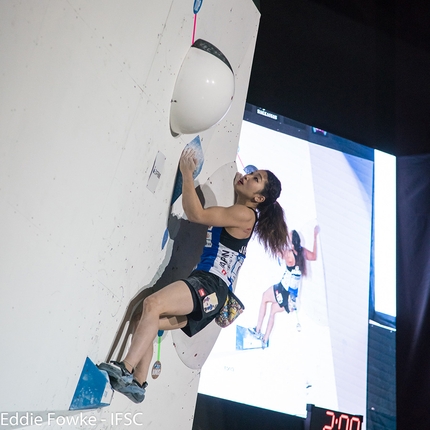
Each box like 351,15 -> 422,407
247,0 -> 430,156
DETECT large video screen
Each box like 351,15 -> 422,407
197,104 -> 396,424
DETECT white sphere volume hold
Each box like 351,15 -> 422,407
170,39 -> 235,136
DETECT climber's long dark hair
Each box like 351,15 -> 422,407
291,229 -> 307,277
254,170 -> 289,258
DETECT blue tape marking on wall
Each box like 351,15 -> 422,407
171,135 -> 204,205
69,357 -> 113,410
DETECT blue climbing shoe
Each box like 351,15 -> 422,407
98,361 -> 133,390
248,327 -> 264,340
98,361 -> 147,403
118,379 -> 147,404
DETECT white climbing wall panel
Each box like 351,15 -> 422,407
0,0 -> 260,428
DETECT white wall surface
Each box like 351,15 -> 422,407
0,0 -> 259,428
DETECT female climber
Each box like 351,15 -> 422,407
98,147 -> 288,403
249,225 -> 320,347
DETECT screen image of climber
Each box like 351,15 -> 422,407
197,104 -> 396,424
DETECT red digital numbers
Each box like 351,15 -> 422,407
322,411 -> 361,430
338,414 -> 349,429
349,417 -> 361,430
322,411 -> 335,430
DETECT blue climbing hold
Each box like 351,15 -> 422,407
161,228 -> 169,250
69,357 -> 113,410
171,135 -> 204,205
193,0 -> 203,14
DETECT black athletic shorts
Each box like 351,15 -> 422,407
181,270 -> 229,337
273,282 -> 290,313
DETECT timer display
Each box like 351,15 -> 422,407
305,404 -> 363,430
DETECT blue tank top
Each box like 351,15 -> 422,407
195,210 -> 257,290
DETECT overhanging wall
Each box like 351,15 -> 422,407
0,1 -> 260,428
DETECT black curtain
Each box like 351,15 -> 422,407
397,153 -> 430,430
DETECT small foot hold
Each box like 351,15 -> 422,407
70,357 -> 113,410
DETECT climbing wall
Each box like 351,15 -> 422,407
0,0 -> 260,428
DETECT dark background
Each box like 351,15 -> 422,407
247,0 -> 430,157
195,1 -> 430,429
